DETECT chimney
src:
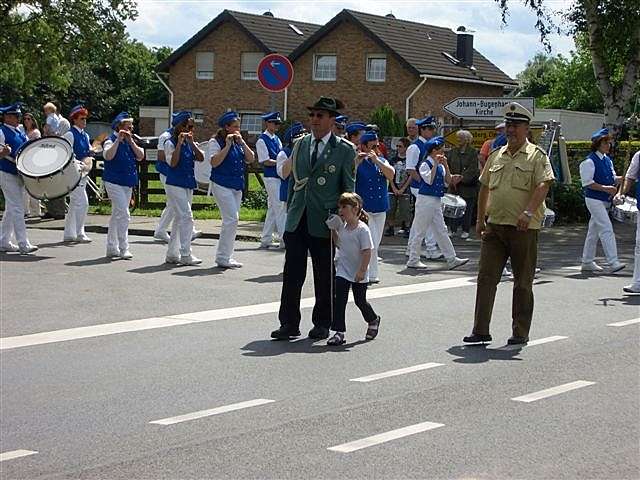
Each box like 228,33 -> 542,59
263,11 -> 274,17
455,26 -> 474,67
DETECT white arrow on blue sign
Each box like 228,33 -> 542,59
257,54 -> 294,93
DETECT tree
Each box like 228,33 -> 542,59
496,0 -> 640,129
516,53 -> 562,99
369,105 -> 404,137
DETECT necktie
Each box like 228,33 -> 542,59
311,138 -> 321,168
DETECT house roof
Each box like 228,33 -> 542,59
289,9 -> 517,86
157,10 -> 321,72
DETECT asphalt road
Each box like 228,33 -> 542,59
1,226 -> 638,480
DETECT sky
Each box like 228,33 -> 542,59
126,0 -> 577,79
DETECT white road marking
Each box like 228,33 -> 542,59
1,277 -> 475,351
328,421 -> 444,453
496,335 -> 568,351
150,399 -> 275,425
0,450 -> 38,462
607,318 -> 640,327
512,381 -> 595,403
349,363 -> 444,382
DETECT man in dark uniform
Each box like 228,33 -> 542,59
463,102 -> 555,346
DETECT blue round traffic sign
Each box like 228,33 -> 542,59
257,54 -> 294,92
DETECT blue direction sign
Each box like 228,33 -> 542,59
257,54 -> 294,92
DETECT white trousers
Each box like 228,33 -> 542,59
582,197 -> 619,264
165,184 -> 194,257
155,174 -> 175,235
63,177 -> 88,239
368,211 -> 386,280
408,195 -> 456,264
0,171 -> 29,247
632,214 -> 640,288
104,182 -> 132,253
212,182 -> 242,263
261,177 -> 286,244
409,187 -> 439,253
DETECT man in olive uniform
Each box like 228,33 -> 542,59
271,97 -> 357,340
463,102 -> 555,346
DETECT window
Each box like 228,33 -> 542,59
366,55 -> 386,82
240,113 -> 263,135
241,53 -> 263,80
192,109 -> 204,124
196,52 -> 214,79
313,54 -> 336,81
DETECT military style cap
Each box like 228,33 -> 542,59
284,121 -> 305,143
306,96 -> 344,115
415,115 -> 437,128
218,111 -> 240,127
425,136 -> 445,153
590,128 -> 609,142
360,131 -> 378,144
171,110 -> 192,127
111,111 -> 133,130
261,111 -> 282,123
503,102 -> 532,123
69,104 -> 88,119
345,122 -> 366,135
334,115 -> 348,127
0,103 -> 23,115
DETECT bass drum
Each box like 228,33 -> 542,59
194,140 -> 211,193
441,194 -> 466,219
612,196 -> 638,225
16,136 -> 81,200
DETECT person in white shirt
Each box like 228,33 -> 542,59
19,112 -> 43,217
616,149 -> 639,293
256,111 -> 285,248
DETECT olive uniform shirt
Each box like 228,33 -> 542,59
480,140 -> 555,229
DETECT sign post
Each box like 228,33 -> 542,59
443,97 -> 535,121
257,54 -> 294,119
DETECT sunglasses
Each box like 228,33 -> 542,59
308,112 -> 328,118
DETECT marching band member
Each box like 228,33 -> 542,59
102,112 -> 144,259
405,116 -> 442,260
355,130 -> 394,283
256,111 -> 285,249
333,114 -> 348,137
163,111 -> 204,265
579,128 -> 625,273
153,113 -> 202,243
406,136 -> 468,270
617,149 -> 640,293
0,103 -> 38,254
345,122 -> 365,145
276,121 -> 306,206
208,111 -> 254,268
62,105 -> 93,243
19,112 -> 42,217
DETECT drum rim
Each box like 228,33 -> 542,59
16,135 -> 74,179
23,173 -> 82,200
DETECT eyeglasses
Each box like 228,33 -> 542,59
308,112 -> 327,118
78,117 -> 87,120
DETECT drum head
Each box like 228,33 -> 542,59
442,193 -> 466,207
17,137 -> 73,177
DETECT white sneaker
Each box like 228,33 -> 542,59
119,250 -> 133,260
106,249 -> 120,259
77,234 -> 92,243
179,254 -> 202,266
153,232 -> 170,243
191,230 -> 202,240
581,262 -> 603,272
165,255 -> 180,264
623,284 -> 640,294
407,261 -> 428,269
19,244 -> 38,255
606,261 -> 626,273
63,236 -> 77,243
461,232 -> 470,240
0,243 -> 19,253
447,257 -> 469,270
217,258 -> 243,268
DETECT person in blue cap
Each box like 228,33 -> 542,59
256,111 -> 285,249
579,128 -> 625,273
163,111 -> 204,266
62,105 -> 94,243
153,111 -> 202,244
407,136 -> 469,270
332,115 -> 348,138
276,121 -> 306,207
0,103 -> 38,254
102,111 -> 145,259
616,149 -> 640,293
345,122 -> 366,145
405,115 -> 442,260
207,111 -> 254,268
355,130 -> 394,283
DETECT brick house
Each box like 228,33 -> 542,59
155,9 -> 517,140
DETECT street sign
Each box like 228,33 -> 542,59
443,97 -> 535,120
257,54 -> 294,93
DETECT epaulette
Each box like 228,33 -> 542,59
533,144 -> 548,156
338,136 -> 356,149
488,145 -> 505,156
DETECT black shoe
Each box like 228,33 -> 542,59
463,333 -> 492,343
507,335 -> 529,345
308,326 -> 330,339
270,327 -> 301,340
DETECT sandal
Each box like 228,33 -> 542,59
366,316 -> 381,340
327,332 -> 345,345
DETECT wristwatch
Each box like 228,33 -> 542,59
523,210 -> 533,218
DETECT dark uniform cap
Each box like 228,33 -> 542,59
261,111 -> 282,123
284,122 -> 305,143
111,111 -> 133,130
171,110 -> 192,127
590,128 -> 609,142
306,96 -> 344,115
218,111 -> 240,128
334,115 -> 348,127
425,135 -> 445,153
0,103 -> 23,115
416,116 -> 437,128
345,122 -> 366,135
360,131 -> 378,144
